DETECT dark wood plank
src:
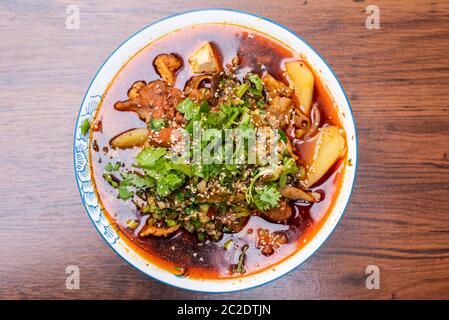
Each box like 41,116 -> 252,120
1,0 -> 449,299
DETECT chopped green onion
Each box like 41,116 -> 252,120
248,87 -> 262,97
191,219 -> 201,229
223,239 -> 233,250
278,129 -> 288,143
225,110 -> 240,128
199,204 -> 209,213
165,219 -> 177,227
235,83 -> 249,98
113,162 -> 121,171
247,74 -> 264,91
234,244 -> 249,274
198,232 -> 206,241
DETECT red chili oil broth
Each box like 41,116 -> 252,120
89,24 -> 347,279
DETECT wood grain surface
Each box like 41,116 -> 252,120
1,0 -> 449,300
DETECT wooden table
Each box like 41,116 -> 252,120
1,0 -> 448,300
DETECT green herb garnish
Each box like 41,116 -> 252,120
118,188 -> 133,200
278,129 -> 288,143
165,219 -> 177,227
253,184 -> 281,211
223,239 -> 233,250
247,74 -> 264,91
235,83 -> 249,98
149,118 -> 166,131
104,162 -> 114,172
103,173 -> 118,188
279,157 -> 298,187
234,244 -> 249,274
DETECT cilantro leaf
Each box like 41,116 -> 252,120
118,185 -> 134,200
136,147 -> 167,167
149,118 -> 166,131
176,98 -> 199,121
204,110 -> 227,128
156,173 -> 184,197
199,100 -> 210,113
247,74 -> 264,91
104,162 -> 113,172
170,163 -> 192,177
121,172 -> 154,189
279,157 -> 298,187
117,179 -> 134,200
105,162 -> 121,173
253,184 -> 281,211
142,159 -> 169,178
235,83 -> 249,98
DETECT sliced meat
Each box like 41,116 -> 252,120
261,200 -> 292,223
147,127 -> 174,147
266,96 -> 293,128
115,80 -> 184,125
153,54 -> 182,86
262,73 -> 292,98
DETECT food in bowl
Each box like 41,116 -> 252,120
89,24 -> 348,279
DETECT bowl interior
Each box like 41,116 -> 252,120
74,9 -> 357,293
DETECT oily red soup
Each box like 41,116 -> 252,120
89,24 -> 347,279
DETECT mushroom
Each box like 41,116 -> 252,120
153,54 -> 182,86
183,75 -> 213,102
114,80 -> 183,124
280,185 -> 320,202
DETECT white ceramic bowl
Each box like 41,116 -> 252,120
74,9 -> 357,293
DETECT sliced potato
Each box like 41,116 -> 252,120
302,125 -> 346,188
285,61 -> 314,115
110,128 -> 149,149
188,42 -> 220,74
